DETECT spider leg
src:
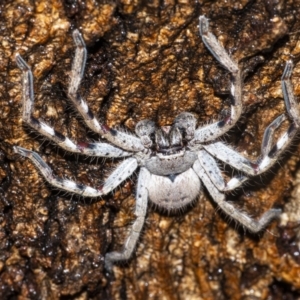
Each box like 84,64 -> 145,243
281,61 -> 300,126
197,149 -> 248,191
15,54 -> 131,158
191,16 -> 242,143
67,30 -> 144,152
198,114 -> 286,190
193,160 -> 281,232
203,135 -> 288,177
261,114 -> 287,156
13,146 -> 138,197
197,149 -> 225,190
204,60 -> 299,175
105,167 -> 150,272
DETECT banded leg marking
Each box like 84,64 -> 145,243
14,146 -> 138,197
197,150 -> 248,191
67,30 -> 144,152
15,54 -> 131,158
194,162 -> 281,233
198,114 -> 286,190
192,16 -> 242,143
204,60 -> 299,176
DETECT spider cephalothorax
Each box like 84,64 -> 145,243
14,16 -> 299,272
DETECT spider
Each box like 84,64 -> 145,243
14,16 -> 299,272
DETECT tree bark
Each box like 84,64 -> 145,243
1,0 -> 300,299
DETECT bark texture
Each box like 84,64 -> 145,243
1,0 -> 300,299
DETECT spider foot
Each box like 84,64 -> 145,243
282,60 -> 294,80
105,252 -> 123,273
72,29 -> 85,48
15,54 -> 30,71
249,208 -> 282,233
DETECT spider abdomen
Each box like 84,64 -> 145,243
147,168 -> 201,210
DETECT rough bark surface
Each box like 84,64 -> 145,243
1,0 -> 300,299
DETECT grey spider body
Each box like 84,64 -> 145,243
136,123 -> 201,209
14,16 -> 299,272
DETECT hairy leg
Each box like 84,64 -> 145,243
105,167 -> 150,271
67,30 -> 144,152
198,114 -> 286,190
191,16 -> 242,143
197,149 -> 248,191
204,61 -> 299,176
193,160 -> 281,232
14,146 -> 138,197
15,54 -> 131,158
